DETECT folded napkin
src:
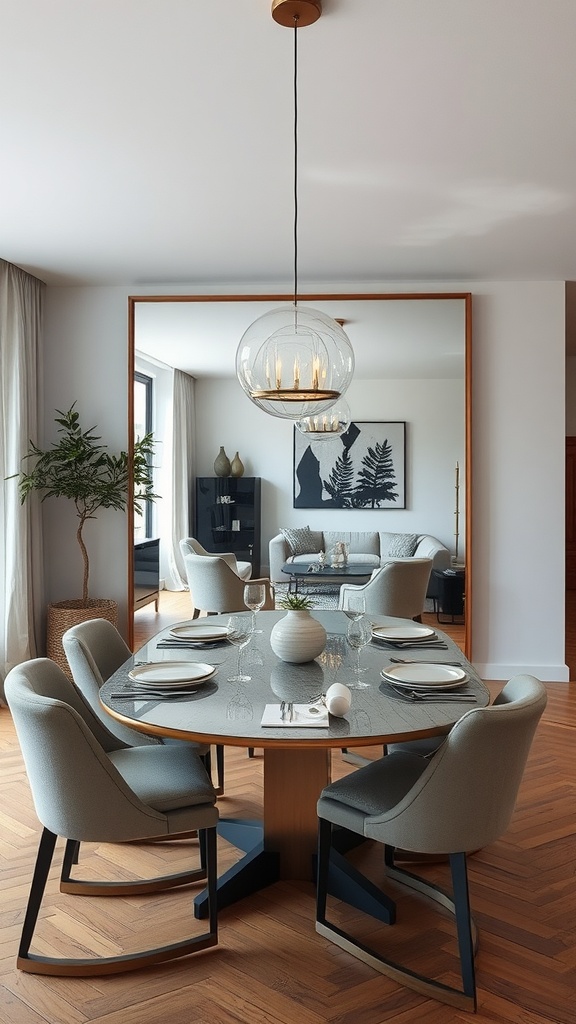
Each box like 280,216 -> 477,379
260,703 -> 329,728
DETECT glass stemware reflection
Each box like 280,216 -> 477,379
318,633 -> 348,685
243,582 -> 266,633
346,615 -> 372,689
226,685 -> 254,721
342,591 -> 366,622
226,614 -> 253,682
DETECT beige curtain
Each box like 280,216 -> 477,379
165,369 -> 196,590
0,260 -> 45,690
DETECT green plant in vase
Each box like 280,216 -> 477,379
277,593 -> 315,611
11,403 -> 156,672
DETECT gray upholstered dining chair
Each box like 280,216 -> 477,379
180,549 -> 274,617
338,558 -> 433,621
62,618 -> 224,794
316,674 -> 547,1010
4,657 -> 219,976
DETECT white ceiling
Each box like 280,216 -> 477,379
3,0 -> 576,292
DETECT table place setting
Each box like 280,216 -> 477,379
109,662 -> 220,700
370,623 -> 448,651
379,661 -> 478,703
128,662 -> 218,685
155,623 -> 232,650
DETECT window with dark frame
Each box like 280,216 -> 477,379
134,371 -> 153,539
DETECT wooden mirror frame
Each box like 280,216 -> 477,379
127,292 -> 472,657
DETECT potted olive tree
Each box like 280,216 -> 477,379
14,404 -> 155,673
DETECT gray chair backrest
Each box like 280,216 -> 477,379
365,674 -> 547,853
181,551 -> 273,614
4,659 -> 170,843
180,536 -> 238,573
340,558 -> 433,618
62,618 -> 158,747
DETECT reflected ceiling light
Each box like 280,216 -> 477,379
235,0 -> 354,420
296,396 -> 351,440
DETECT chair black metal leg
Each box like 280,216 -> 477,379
316,818 -> 331,922
201,748 -> 212,778
204,827 -> 218,939
316,833 -> 477,1011
18,828 -> 57,963
60,838 -> 80,885
450,852 -> 476,1008
19,826 -> 219,976
216,744 -> 225,793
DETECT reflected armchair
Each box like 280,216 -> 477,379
180,537 -> 252,581
339,558 -> 433,621
181,550 -> 274,617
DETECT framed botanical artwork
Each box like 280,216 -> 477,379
293,421 -> 406,510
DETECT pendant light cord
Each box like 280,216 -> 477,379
293,16 -> 299,308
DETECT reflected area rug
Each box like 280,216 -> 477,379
273,582 -> 339,610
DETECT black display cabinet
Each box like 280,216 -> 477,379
195,477 -> 261,577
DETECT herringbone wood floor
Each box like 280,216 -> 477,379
1,594 -> 574,1023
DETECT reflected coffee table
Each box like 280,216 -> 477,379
100,610 -> 488,920
282,561 -> 372,595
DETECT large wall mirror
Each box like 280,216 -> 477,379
128,293 -> 472,656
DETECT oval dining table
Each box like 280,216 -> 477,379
100,610 -> 488,921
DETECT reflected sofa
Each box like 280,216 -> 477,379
268,529 -> 451,599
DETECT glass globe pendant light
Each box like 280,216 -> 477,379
295,396 -> 351,440
235,0 -> 355,420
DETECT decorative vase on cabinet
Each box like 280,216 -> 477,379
214,447 -> 231,477
230,452 -> 244,478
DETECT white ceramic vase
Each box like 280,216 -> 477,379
270,610 -> 327,664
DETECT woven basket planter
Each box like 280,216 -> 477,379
47,599 -> 118,678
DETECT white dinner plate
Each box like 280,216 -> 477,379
128,663 -> 217,686
168,624 -> 230,641
380,663 -> 468,689
372,624 -> 436,641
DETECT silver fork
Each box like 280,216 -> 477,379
388,683 -> 476,702
280,701 -> 294,721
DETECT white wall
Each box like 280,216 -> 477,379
43,280 -> 568,680
195,375 -> 464,564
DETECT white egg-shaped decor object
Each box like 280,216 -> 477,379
325,683 -> 352,717
270,610 -> 327,664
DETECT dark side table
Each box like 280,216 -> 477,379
432,567 -> 465,623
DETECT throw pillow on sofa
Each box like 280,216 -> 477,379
280,526 -> 322,557
379,532 -> 419,558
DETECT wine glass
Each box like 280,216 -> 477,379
346,615 -> 372,688
226,614 -> 253,682
244,582 -> 266,633
342,591 -> 366,622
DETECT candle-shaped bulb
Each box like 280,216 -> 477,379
293,355 -> 300,391
312,356 -> 320,390
275,355 -> 282,390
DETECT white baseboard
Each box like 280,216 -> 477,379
475,662 -> 570,683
